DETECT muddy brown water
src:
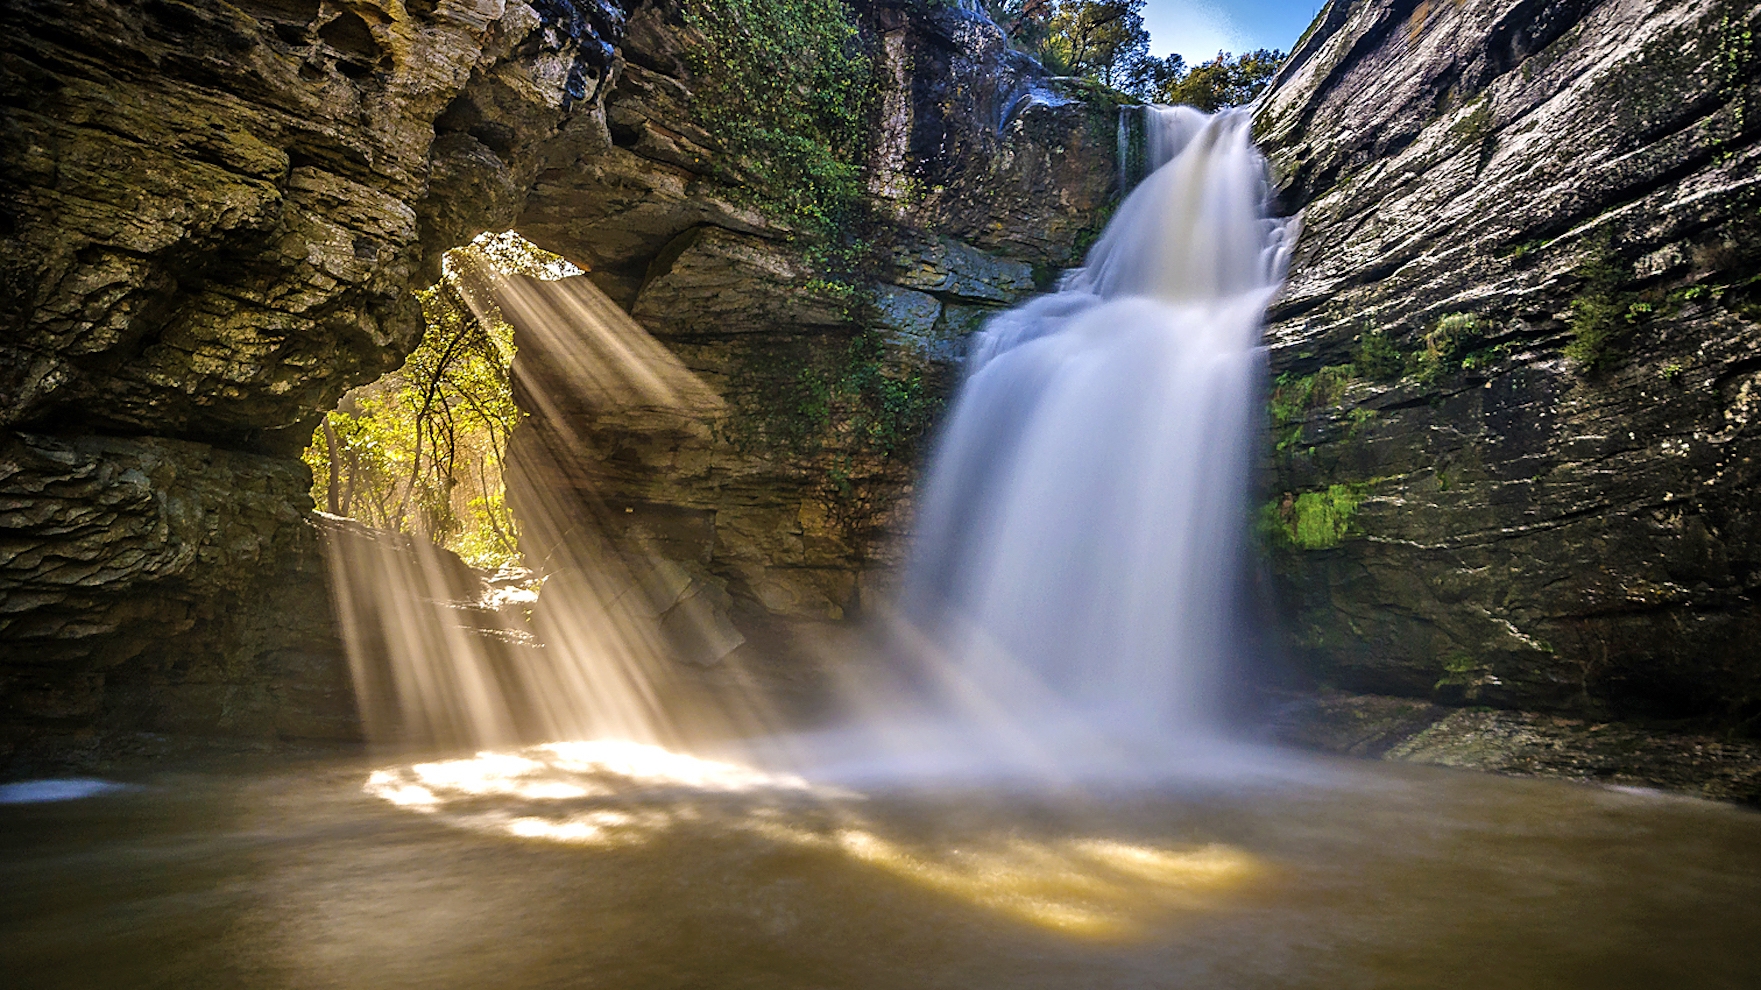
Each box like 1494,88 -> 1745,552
3,747 -> 1758,990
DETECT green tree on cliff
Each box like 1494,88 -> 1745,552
1121,50 -> 1186,99
988,0 -> 1282,109
990,0 -> 1150,88
1045,0 -> 1151,87
1146,48 -> 1286,110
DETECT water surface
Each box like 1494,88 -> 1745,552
3,750 -> 1756,989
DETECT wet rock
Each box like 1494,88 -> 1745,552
0,433 -> 356,767
862,2 -> 1119,267
1271,690 -> 1761,805
630,226 -> 849,336
889,235 -> 1038,305
631,557 -> 746,666
0,0 -> 621,452
1255,0 -> 1761,726
870,285 -> 944,338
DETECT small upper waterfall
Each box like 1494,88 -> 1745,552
895,106 -> 1291,756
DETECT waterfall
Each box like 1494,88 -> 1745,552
328,106 -> 1290,772
893,106 -> 1291,755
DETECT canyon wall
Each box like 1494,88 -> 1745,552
503,0 -> 1118,666
14,0 -> 1751,758
1255,0 -> 1761,727
0,0 -> 1119,759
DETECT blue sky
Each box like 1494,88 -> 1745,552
1139,0 -> 1326,60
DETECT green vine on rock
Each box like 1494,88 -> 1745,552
1352,329 -> 1404,381
1269,365 -> 1356,425
1415,312 -> 1481,383
1563,237 -> 1650,373
724,329 -> 946,462
683,0 -> 876,265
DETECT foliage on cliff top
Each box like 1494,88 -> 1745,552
992,0 -> 1148,87
1130,48 -> 1285,111
684,0 -> 874,253
988,0 -> 1283,109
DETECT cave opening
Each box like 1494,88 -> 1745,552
301,231 -> 577,573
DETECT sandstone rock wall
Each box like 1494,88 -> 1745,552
1255,0 -> 1761,726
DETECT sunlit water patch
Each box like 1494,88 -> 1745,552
4,752 -> 1760,988
362,740 -> 1261,938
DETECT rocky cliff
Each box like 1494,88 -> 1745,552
1255,0 -> 1761,729
0,0 -> 635,762
0,0 -> 1120,759
510,0 -> 1117,655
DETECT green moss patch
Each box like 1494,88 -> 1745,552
1352,330 -> 1404,381
1260,483 -> 1369,550
725,330 -> 945,462
1414,312 -> 1481,383
1270,365 -> 1355,424
1561,238 -> 1655,373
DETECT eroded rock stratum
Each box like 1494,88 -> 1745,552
1255,0 -> 1761,726
0,0 -> 1118,759
1,0 -> 617,758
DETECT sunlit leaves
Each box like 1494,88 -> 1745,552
302,233 -> 575,569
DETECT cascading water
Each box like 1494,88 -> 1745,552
329,105 -> 1290,780
883,105 -> 1293,766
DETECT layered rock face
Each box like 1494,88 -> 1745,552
0,0 -> 625,758
505,0 -> 1117,644
0,0 -> 1119,753
1255,0 -> 1761,725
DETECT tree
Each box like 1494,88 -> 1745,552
301,232 -> 571,568
1121,51 -> 1186,101
1043,0 -> 1150,87
985,1 -> 1282,109
986,0 -> 1056,48
990,0 -> 1150,87
1151,48 -> 1286,111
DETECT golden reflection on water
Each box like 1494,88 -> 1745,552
364,741 -> 1260,939
830,829 -> 1256,936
